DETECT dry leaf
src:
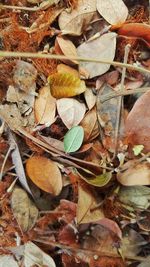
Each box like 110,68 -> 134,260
48,72 -> 86,98
80,107 -> 99,142
117,162 -> 150,186
57,98 -> 86,129
97,0 -> 128,26
55,36 -> 78,65
0,255 -> 19,267
34,85 -> 56,125
58,0 -> 96,35
77,183 -> 104,224
24,242 -> 56,267
84,88 -> 96,110
77,32 -> 117,78
125,90 -> 150,152
26,156 -> 62,195
57,63 -> 79,77
11,186 -> 38,232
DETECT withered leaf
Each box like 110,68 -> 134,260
84,87 -> 96,110
34,85 -> 56,125
57,98 -> 86,129
97,0 -> 128,26
58,0 -> 96,36
11,186 -> 38,232
0,255 -> 19,267
48,72 -> 86,98
77,32 -> 117,78
81,172 -> 112,187
26,156 -> 62,195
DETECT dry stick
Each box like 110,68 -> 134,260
0,145 -> 14,180
0,4 -> 41,11
0,51 -> 150,75
114,44 -> 131,157
101,87 -> 150,103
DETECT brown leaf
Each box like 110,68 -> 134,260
77,183 -> 104,224
55,37 -> 78,65
26,156 -> 62,195
48,72 -> 86,99
84,88 -> 96,110
57,98 -> 86,129
97,0 -> 128,26
11,186 -> 38,232
58,0 -> 96,36
125,90 -> 150,152
117,161 -> 150,186
34,85 -> 56,125
80,107 -> 99,142
77,32 -> 117,78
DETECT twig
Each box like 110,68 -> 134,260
0,4 -> 39,11
0,145 -> 14,180
0,51 -> 149,75
114,44 -> 131,157
101,87 -> 150,103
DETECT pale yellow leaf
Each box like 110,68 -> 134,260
96,0 -> 128,26
55,37 -> 78,64
26,156 -> 62,195
84,87 -> 96,110
34,85 -> 56,125
57,98 -> 86,129
77,32 -> 117,78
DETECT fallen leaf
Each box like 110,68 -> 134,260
57,63 -> 79,77
57,98 -> 86,129
26,156 -> 62,195
81,172 -> 112,187
55,36 -> 78,65
118,23 -> 150,47
137,258 -> 150,267
117,162 -> 150,186
77,32 -> 117,78
64,126 -> 84,153
125,90 -> 150,152
77,183 -> 104,224
80,107 -> 99,142
48,72 -> 86,98
84,88 -> 96,110
0,255 -> 19,267
133,145 -> 144,156
24,242 -> 56,267
58,0 -> 96,35
118,185 -> 150,209
34,85 -> 56,125
11,186 -> 38,232
40,135 -> 64,152
97,218 -> 122,239
97,0 -> 128,26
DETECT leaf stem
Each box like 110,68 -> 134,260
0,51 -> 149,75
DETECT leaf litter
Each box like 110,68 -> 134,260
0,0 -> 150,266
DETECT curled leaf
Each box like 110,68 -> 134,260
26,156 -> 62,195
48,73 -> 86,99
81,172 -> 112,187
64,126 -> 84,153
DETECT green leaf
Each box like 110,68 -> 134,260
64,126 -> 84,153
81,172 -> 112,187
133,145 -> 144,156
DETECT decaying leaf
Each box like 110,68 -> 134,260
24,242 -> 56,267
97,0 -> 128,26
125,90 -> 150,152
118,185 -> 150,209
64,126 -> 84,153
77,183 -> 104,224
84,87 -> 96,110
117,161 -> 150,186
34,85 -> 56,125
57,63 -> 79,77
26,156 -> 62,195
58,0 -> 97,35
0,255 -> 19,267
81,172 -> 112,187
80,107 -> 99,142
55,36 -> 78,65
11,186 -> 38,232
57,98 -> 86,129
77,32 -> 117,78
48,72 -> 86,98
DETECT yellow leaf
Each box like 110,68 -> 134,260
34,85 -> 56,125
48,72 -> 86,99
26,156 -> 62,195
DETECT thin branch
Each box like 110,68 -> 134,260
0,51 -> 149,75
0,4 -> 39,11
101,87 -> 150,103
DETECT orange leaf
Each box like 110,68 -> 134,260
118,23 -> 150,47
26,156 -> 62,195
48,72 -> 86,99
